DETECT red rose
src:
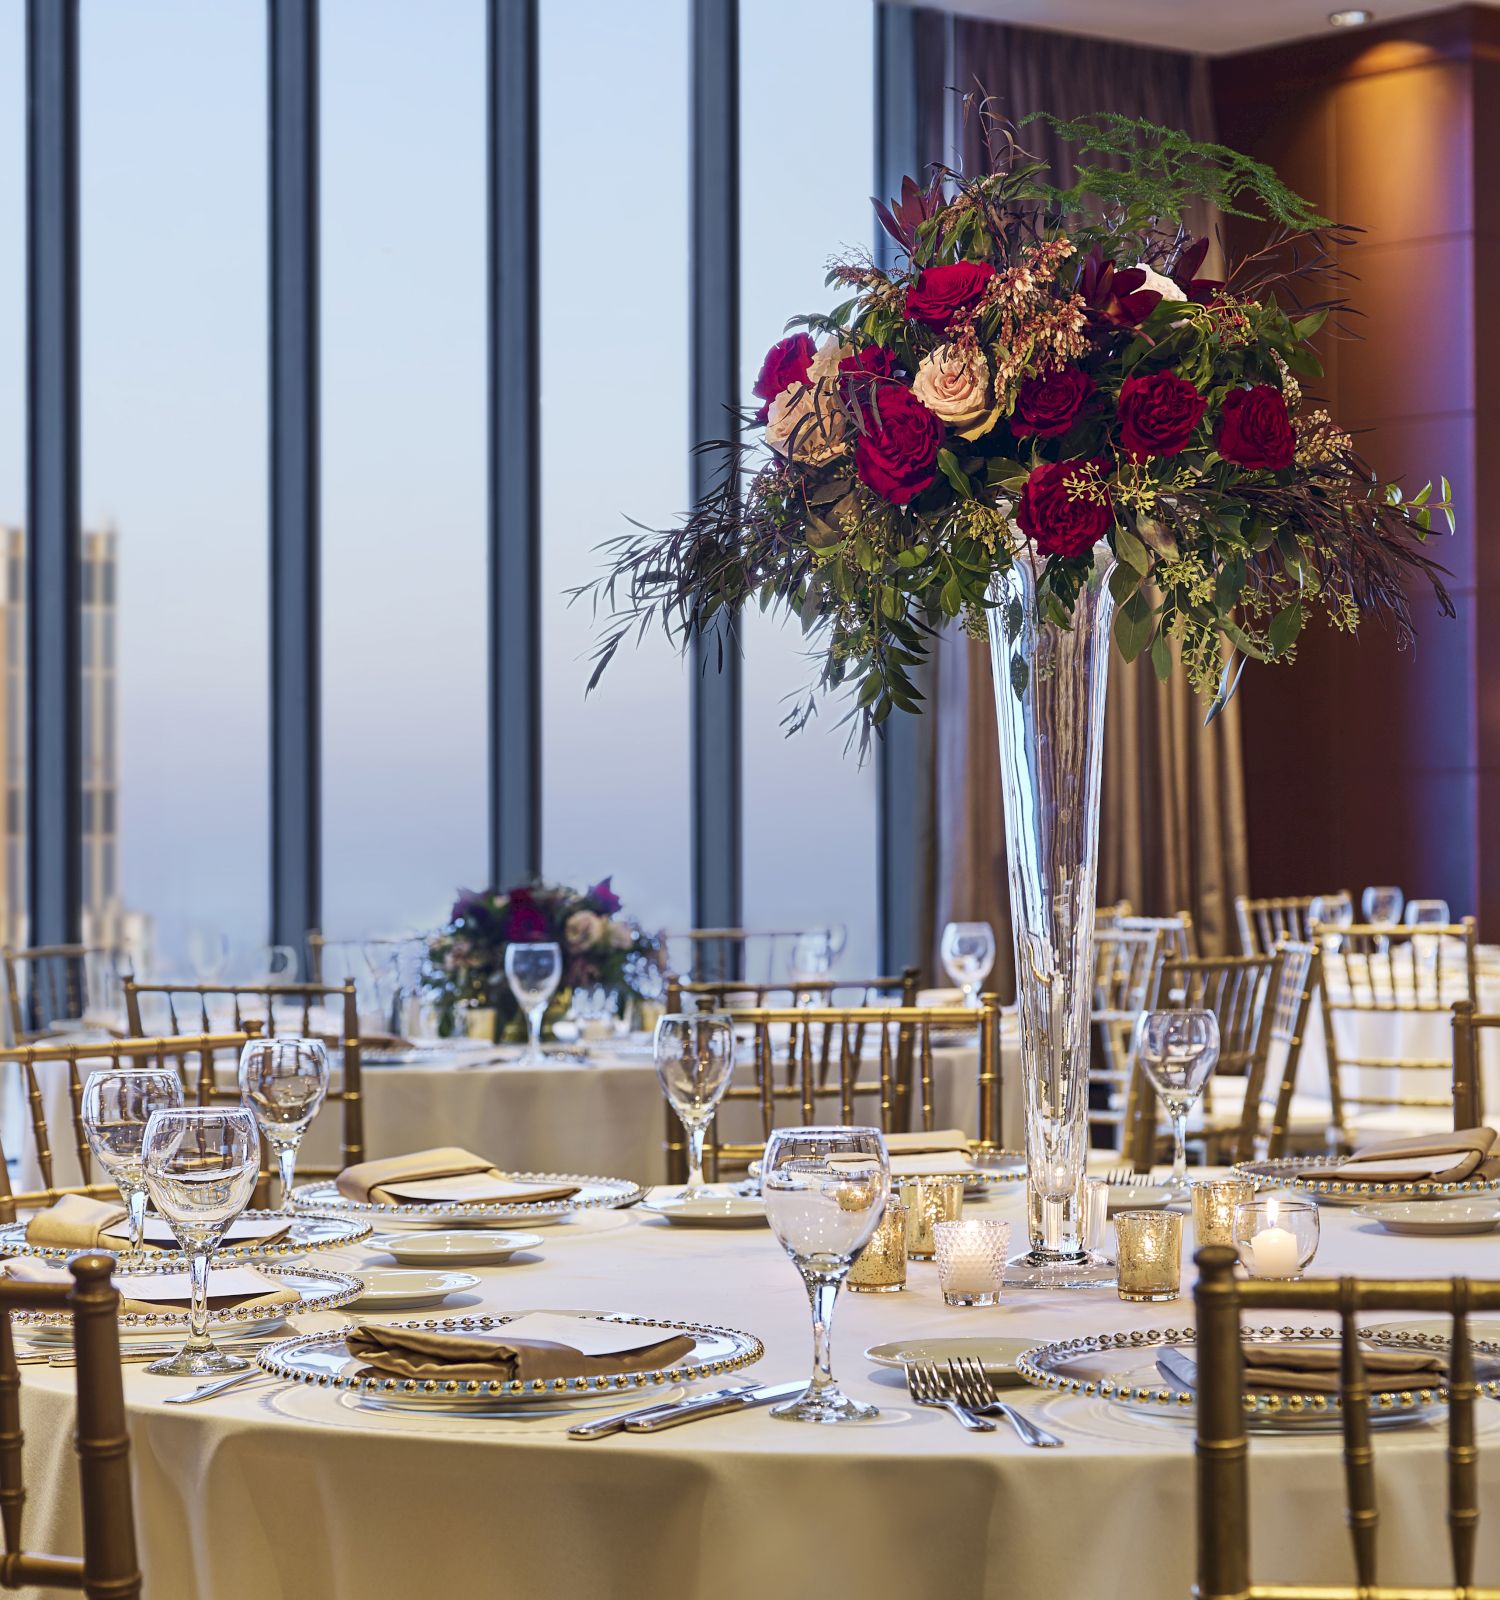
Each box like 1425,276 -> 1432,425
903,262 -> 997,330
1117,369 -> 1207,459
502,889 -> 551,943
854,385 -> 944,506
752,334 -> 816,423
837,345 -> 897,405
1215,384 -> 1296,470
1013,367 -> 1094,437
1014,458 -> 1114,559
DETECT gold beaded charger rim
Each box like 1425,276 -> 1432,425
1234,1156 -> 1500,1205
253,1310 -> 766,1406
0,1210 -> 373,1266
287,1171 -> 647,1222
1012,1324 -> 1499,1418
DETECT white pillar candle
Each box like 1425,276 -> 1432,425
1248,1224 -> 1301,1279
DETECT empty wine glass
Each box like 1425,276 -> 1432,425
238,1036 -> 330,1205
140,1106 -> 261,1376
81,1069 -> 184,1256
941,921 -> 996,1006
1362,885 -> 1404,926
187,926 -> 231,984
1405,898 -> 1452,974
505,941 -> 563,1065
1133,1009 -> 1221,1194
788,930 -> 835,1004
761,1125 -> 889,1424
654,1014 -> 735,1200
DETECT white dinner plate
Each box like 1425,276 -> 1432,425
1353,1199 -> 1500,1237
864,1336 -> 1035,1387
367,1230 -> 543,1266
638,1194 -> 767,1227
1105,1184 -> 1179,1212
344,1270 -> 481,1311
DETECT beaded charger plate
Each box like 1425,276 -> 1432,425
1015,1325 -> 1500,1432
1235,1157 -> 1500,1207
0,1210 -> 372,1266
289,1171 -> 645,1227
745,1151 -> 1026,1196
255,1309 -> 765,1413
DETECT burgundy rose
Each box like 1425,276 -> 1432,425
903,262 -> 997,330
586,876 -> 622,916
1014,458 -> 1115,559
854,385 -> 944,506
503,889 -> 551,943
752,334 -> 816,423
1215,385 -> 1296,470
837,344 -> 897,405
1117,369 -> 1207,459
1012,367 -> 1094,438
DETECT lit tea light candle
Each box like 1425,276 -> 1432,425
1248,1222 -> 1300,1279
934,1218 -> 1009,1306
1233,1195 -> 1319,1280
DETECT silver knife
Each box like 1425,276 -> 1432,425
625,1381 -> 804,1432
567,1383 -> 757,1441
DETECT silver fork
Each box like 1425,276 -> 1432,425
904,1360 -> 994,1432
947,1357 -> 1063,1448
1104,1167 -> 1154,1188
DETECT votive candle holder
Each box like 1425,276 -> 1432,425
847,1198 -> 909,1294
897,1175 -> 964,1260
1232,1196 -> 1319,1280
1115,1210 -> 1183,1302
934,1219 -> 1010,1307
1191,1178 -> 1255,1251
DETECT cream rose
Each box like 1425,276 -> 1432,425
1133,263 -> 1186,303
806,336 -> 849,385
607,919 -> 634,950
910,344 -> 992,430
766,380 -> 848,465
564,910 -> 603,952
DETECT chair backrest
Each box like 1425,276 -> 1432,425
0,1031 -> 256,1216
1235,894 -> 1329,956
1089,927 -> 1162,1148
1248,940 -> 1321,1161
1449,999 -> 1495,1131
1316,919 -> 1477,1144
1193,1246 -> 1500,1600
1,946 -> 129,1044
662,928 -> 839,985
1095,900 -> 1134,929
122,978 -> 364,1170
1117,912 -> 1197,961
0,1253 -> 140,1598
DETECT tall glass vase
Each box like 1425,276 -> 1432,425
986,539 -> 1118,1289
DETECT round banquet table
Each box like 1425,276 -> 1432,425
13,1178 -> 1500,1600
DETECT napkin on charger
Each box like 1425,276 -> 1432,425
3,1256 -> 299,1315
882,1128 -> 975,1176
334,1147 -> 581,1206
1157,1342 -> 1447,1396
1297,1128 -> 1500,1187
23,1196 -> 292,1252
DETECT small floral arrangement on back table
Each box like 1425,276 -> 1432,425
581,109 -> 1454,736
421,878 -> 667,1040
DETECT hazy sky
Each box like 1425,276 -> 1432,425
0,0 -> 881,979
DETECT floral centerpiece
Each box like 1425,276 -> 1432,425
422,877 -> 666,1040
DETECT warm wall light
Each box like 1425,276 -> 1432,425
1328,8 -> 1374,23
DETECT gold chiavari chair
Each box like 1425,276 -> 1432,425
1,945 -> 129,1044
1235,893 -> 1337,956
664,928 -> 835,984
0,1032 -> 258,1218
1089,927 -> 1162,1149
1194,1245 -> 1500,1600
1235,940 -> 1323,1162
1449,999 -> 1492,1131
0,1253 -> 140,1599
1117,911 -> 1197,961
1095,899 -> 1134,930
122,978 -> 365,1171
1317,918 -> 1478,1148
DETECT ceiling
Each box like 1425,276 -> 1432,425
887,0 -> 1491,55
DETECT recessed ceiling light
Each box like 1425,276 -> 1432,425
1328,8 -> 1373,24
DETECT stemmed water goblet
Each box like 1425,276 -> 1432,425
1132,1009 -> 1221,1194
940,921 -> 996,1006
140,1106 -> 261,1376
81,1068 -> 184,1259
761,1125 -> 889,1423
187,926 -> 232,984
505,941 -> 563,1065
238,1036 -> 330,1205
1362,885 -> 1404,925
653,1014 -> 735,1200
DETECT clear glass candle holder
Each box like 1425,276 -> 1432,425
1115,1210 -> 1183,1302
848,1199 -> 909,1294
1191,1178 -> 1255,1251
1232,1197 -> 1319,1280
934,1218 -> 1009,1307
1084,1177 -> 1111,1260
897,1175 -> 964,1260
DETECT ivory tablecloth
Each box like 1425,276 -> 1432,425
14,1180 -> 1500,1600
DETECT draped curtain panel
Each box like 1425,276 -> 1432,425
906,8 -> 1250,991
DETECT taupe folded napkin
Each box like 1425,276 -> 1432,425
4,1257 -> 298,1315
1159,1343 -> 1447,1396
883,1129 -> 972,1157
24,1194 -> 130,1248
346,1311 -> 696,1382
334,1147 -> 581,1206
1298,1128 -> 1500,1186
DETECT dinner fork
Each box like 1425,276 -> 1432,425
946,1357 -> 1064,1448
904,1360 -> 994,1431
1102,1167 -> 1155,1188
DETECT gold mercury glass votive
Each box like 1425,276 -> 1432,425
1191,1178 -> 1255,1251
847,1198 -> 909,1293
1114,1209 -> 1183,1302
896,1175 -> 964,1260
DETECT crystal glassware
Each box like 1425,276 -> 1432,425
1114,1210 -> 1183,1302
140,1106 -> 262,1376
895,1173 -> 964,1259
504,941 -> 563,1065
940,921 -> 996,1006
1133,1009 -> 1221,1193
1232,1196 -> 1320,1279
80,1068 -> 185,1256
653,1013 -> 735,1200
1191,1177 -> 1255,1250
788,931 -> 835,1003
238,1035 -> 330,1205
187,926 -> 231,983
847,1196 -> 908,1293
762,1125 -> 889,1423
934,1218 -> 1009,1306
1404,898 -> 1451,974
1362,885 -> 1405,926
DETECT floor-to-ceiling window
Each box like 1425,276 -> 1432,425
0,0 -> 23,951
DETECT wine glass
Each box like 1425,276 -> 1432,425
238,1036 -> 330,1205
140,1106 -> 261,1376
1132,1009 -> 1221,1194
788,930 -> 834,1005
81,1068 -> 184,1257
504,941 -> 563,1065
1404,898 -> 1452,975
940,921 -> 996,1006
1362,885 -> 1405,926
653,1014 -> 735,1200
187,926 -> 231,984
761,1125 -> 889,1424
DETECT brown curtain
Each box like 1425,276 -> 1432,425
911,10 -> 1250,990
